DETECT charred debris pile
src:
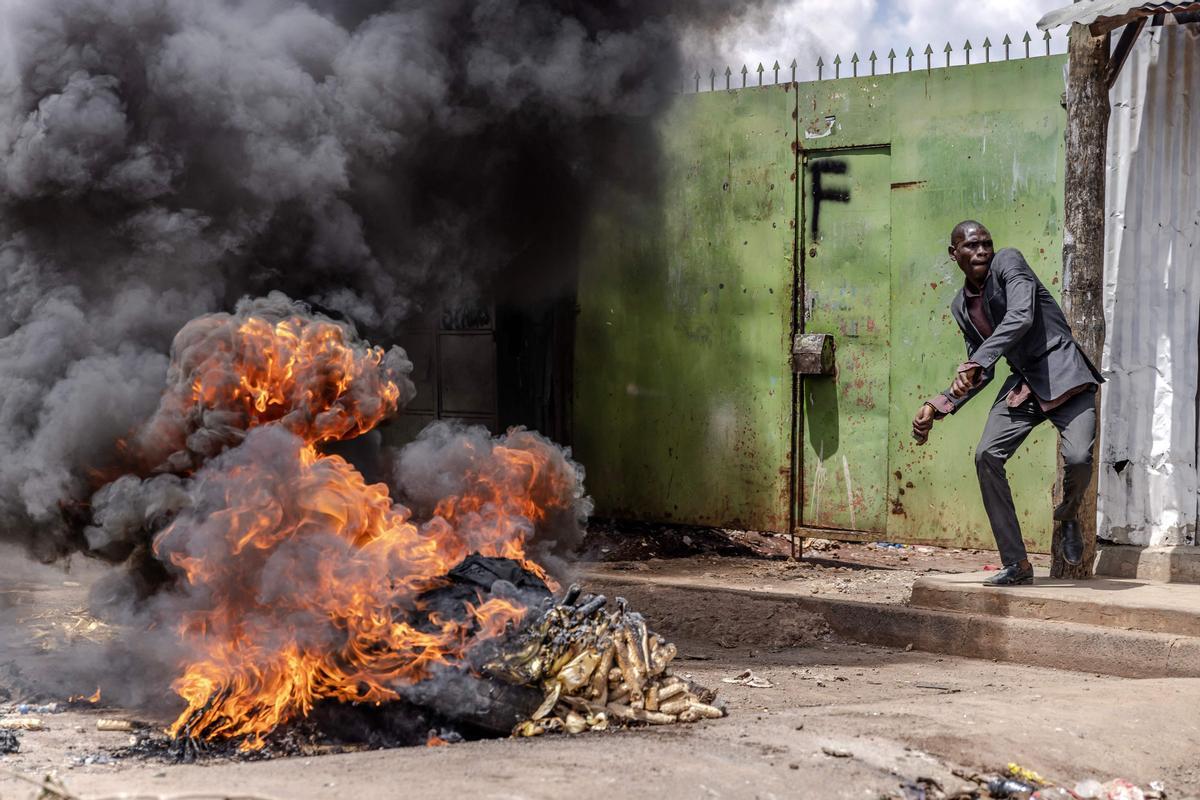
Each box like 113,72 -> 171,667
146,554 -> 723,759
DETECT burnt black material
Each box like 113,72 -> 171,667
416,553 -> 553,635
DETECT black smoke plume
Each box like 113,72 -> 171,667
0,0 -> 756,562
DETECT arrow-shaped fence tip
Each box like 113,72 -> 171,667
1023,31 -> 1032,42
833,54 -> 842,64
983,36 -> 992,47
851,52 -> 860,62
772,60 -> 781,70
888,48 -> 897,58
1043,30 -> 1052,40
944,41 -> 953,52
816,56 -> 825,66
1002,33 -> 1013,44
789,58 -> 798,68
906,46 -> 915,57
964,39 -> 972,50
725,66 -> 732,75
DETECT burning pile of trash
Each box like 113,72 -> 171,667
56,294 -> 720,755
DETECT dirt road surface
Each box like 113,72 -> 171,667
1,542 -> 1195,800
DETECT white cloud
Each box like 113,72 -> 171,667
684,0 -> 1071,82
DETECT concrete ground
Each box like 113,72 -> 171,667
0,540 -> 1194,800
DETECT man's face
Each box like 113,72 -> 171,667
949,226 -> 994,286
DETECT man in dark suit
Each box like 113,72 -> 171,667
911,221 -> 1103,586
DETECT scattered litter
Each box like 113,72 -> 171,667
0,730 -> 19,754
95,719 -> 135,732
1032,789 -> 1075,799
953,767 -> 1165,800
805,538 -> 838,552
721,670 -> 773,689
821,746 -> 852,758
987,776 -> 1036,798
1007,763 -> 1046,786
893,777 -> 950,800
0,717 -> 44,731
1073,778 -> 1156,800
3,703 -> 61,715
982,565 -> 1000,571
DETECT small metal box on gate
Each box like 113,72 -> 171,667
791,333 -> 836,376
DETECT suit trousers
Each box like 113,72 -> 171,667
974,387 -> 1097,566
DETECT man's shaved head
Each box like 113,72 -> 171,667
951,220 -> 988,246
948,220 -> 994,287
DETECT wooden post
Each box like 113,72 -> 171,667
1053,20 -> 1110,579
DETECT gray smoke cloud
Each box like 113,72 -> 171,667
0,0 -> 761,562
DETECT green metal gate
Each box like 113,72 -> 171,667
798,148 -> 893,534
575,54 -> 1067,552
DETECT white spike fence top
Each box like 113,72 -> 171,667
687,29 -> 1058,93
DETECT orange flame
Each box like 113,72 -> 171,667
69,688 -> 102,704
145,306 -> 575,750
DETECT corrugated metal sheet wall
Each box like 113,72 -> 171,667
1100,22 -> 1200,545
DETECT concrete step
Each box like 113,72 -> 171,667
588,570 -> 1200,679
910,570 -> 1200,637
1095,545 -> 1200,584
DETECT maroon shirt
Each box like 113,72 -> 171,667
927,276 -> 1092,416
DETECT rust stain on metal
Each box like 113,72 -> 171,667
890,180 -> 928,190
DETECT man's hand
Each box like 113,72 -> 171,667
912,403 -> 936,445
950,365 -> 982,399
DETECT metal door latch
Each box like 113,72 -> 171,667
792,333 -> 836,375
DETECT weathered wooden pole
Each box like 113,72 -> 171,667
1053,20 -> 1110,579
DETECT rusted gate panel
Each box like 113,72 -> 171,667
799,148 -> 893,533
573,86 -> 798,531
791,58 -> 1067,550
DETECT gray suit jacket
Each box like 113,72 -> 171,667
943,247 -> 1103,412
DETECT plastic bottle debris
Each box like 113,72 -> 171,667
986,776 -> 1036,798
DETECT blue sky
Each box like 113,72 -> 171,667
684,0 -> 1072,82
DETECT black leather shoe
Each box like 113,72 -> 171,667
984,563 -> 1034,586
1061,519 -> 1084,566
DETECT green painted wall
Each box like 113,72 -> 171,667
574,86 -> 797,532
575,56 -> 1068,553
